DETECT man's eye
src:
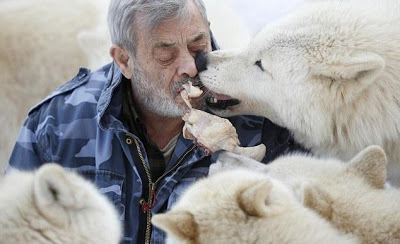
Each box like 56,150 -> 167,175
156,56 -> 175,65
189,45 -> 207,57
158,58 -> 173,64
255,60 -> 265,71
154,48 -> 176,65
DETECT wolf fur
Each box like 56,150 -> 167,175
0,0 -> 111,169
0,163 -> 121,244
212,146 -> 400,244
152,168 -> 359,244
198,0 -> 400,186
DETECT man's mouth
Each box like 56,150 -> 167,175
179,79 -> 240,110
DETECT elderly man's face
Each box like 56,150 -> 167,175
132,3 -> 211,117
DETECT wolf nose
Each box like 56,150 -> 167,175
195,51 -> 208,72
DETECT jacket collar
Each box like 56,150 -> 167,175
97,62 -> 127,132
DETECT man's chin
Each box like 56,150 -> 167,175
142,101 -> 185,118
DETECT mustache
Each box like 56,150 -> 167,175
171,76 -> 202,95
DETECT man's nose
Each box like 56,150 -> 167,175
195,51 -> 208,72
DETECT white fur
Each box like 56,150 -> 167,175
268,146 -> 400,244
0,163 -> 121,244
212,146 -> 400,243
152,169 -> 359,244
0,0 -> 111,169
199,0 -> 400,186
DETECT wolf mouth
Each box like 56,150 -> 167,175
205,90 -> 241,110
191,79 -> 241,110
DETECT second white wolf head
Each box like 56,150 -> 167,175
152,168 -> 358,244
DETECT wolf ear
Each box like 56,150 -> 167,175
316,51 -> 384,88
152,211 -> 198,241
302,183 -> 333,220
346,145 -> 387,188
238,179 -> 287,218
33,164 -> 83,227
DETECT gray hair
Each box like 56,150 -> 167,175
107,0 -> 208,56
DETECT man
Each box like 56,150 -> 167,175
6,0 -> 303,243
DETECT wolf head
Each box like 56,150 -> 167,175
152,169 -> 298,244
152,168 -> 358,244
0,164 -> 121,244
212,145 -> 388,202
199,0 -> 400,167
267,145 -> 388,193
210,145 -> 392,243
266,145 -> 400,243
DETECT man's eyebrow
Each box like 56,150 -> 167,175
154,41 -> 176,48
190,33 -> 206,43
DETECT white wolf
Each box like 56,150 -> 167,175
152,168 -> 359,244
0,0 -> 111,170
198,0 -> 400,186
211,146 -> 400,244
0,163 -> 121,244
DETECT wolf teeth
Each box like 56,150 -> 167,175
207,97 -> 217,104
206,97 -> 220,104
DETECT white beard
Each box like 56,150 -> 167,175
131,65 -> 187,118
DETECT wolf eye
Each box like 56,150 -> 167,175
255,60 -> 265,71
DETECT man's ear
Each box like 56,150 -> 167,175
109,44 -> 134,79
152,211 -> 198,242
314,51 -> 384,90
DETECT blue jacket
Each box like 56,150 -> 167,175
7,63 -> 303,244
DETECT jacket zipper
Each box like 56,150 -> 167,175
134,138 -> 196,244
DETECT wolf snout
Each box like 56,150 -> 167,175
195,51 -> 208,72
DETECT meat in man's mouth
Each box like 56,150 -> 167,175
180,82 -> 265,161
180,80 -> 240,110
180,81 -> 205,108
